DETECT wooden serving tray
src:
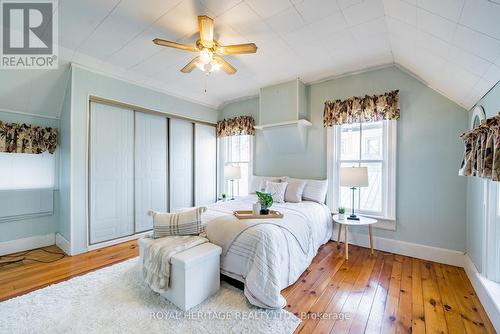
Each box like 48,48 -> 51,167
233,210 -> 284,219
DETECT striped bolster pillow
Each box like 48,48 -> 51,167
152,207 -> 207,239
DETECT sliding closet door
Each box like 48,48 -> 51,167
194,123 -> 217,206
89,102 -> 134,244
134,112 -> 167,232
169,118 -> 193,211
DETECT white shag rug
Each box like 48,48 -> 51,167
0,258 -> 300,334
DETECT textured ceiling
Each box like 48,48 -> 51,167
2,0 -> 500,117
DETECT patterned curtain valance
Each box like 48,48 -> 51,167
216,116 -> 255,138
0,121 -> 58,154
459,115 -> 500,181
323,90 -> 400,127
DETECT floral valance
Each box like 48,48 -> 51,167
459,115 -> 500,181
216,116 -> 255,138
0,121 -> 58,154
323,90 -> 400,127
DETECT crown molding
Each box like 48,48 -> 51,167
306,63 -> 394,86
68,63 -> 220,111
218,94 -> 259,110
0,108 -> 60,120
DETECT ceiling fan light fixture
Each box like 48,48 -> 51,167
196,60 -> 220,74
199,49 -> 213,64
153,15 -> 256,75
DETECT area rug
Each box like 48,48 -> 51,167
0,258 -> 300,334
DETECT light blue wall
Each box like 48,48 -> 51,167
465,81 -> 500,271
68,65 -> 219,254
0,111 -> 60,242
221,66 -> 468,251
221,98 -> 259,122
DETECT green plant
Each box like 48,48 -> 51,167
221,193 -> 227,199
338,207 -> 346,214
256,191 -> 273,209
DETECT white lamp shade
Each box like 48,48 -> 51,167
224,165 -> 241,180
340,167 -> 368,187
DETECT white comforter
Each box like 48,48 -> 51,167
203,196 -> 332,309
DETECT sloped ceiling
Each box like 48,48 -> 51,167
1,0 -> 500,118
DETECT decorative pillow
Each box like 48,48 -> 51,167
284,177 -> 328,203
152,207 -> 206,239
284,179 -> 307,203
249,176 -> 284,193
264,181 -> 288,203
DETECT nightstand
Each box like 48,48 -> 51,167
332,214 -> 377,260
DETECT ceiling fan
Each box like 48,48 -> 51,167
153,15 -> 257,75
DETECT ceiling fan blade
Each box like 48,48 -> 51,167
218,43 -> 258,55
153,38 -> 198,52
181,56 -> 201,73
198,15 -> 214,48
214,55 -> 236,75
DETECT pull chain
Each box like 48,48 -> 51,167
204,72 -> 209,93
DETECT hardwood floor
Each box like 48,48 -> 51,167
0,240 -> 495,333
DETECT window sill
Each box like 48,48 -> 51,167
360,214 -> 396,231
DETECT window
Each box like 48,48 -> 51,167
219,135 -> 252,197
328,120 -> 396,225
0,152 -> 56,222
0,152 -> 55,190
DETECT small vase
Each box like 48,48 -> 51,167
260,208 -> 269,215
252,202 -> 261,215
338,213 -> 345,220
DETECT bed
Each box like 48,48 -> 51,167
203,195 -> 333,309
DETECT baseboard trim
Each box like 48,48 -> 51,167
0,233 -> 55,256
86,231 -> 152,253
463,255 -> 500,331
55,233 -> 71,256
332,228 -> 465,267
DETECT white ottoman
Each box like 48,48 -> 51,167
140,240 -> 222,311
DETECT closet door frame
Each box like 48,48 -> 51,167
87,102 -> 135,245
86,95 -> 217,248
168,118 -> 195,211
194,123 -> 218,206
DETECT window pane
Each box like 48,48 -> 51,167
340,123 -> 360,160
359,162 -> 383,213
361,121 -> 383,160
223,137 -> 231,162
237,162 -> 249,196
239,135 -> 250,162
0,152 -> 55,190
230,136 -> 241,162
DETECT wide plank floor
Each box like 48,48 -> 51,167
0,240 -> 495,333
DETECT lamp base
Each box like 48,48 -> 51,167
347,214 -> 360,221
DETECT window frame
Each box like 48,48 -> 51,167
217,135 -> 253,197
327,120 -> 397,230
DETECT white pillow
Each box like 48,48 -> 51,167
284,177 -> 328,203
249,175 -> 284,193
264,181 -> 288,203
284,179 -> 307,203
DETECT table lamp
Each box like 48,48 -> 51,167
340,166 -> 368,220
224,165 -> 241,200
